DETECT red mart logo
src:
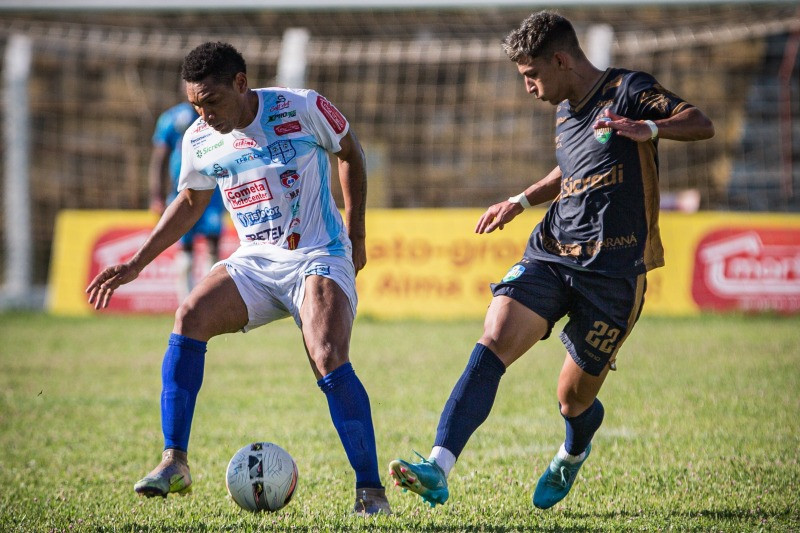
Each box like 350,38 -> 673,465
691,228 -> 800,313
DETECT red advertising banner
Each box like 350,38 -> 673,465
691,228 -> 800,313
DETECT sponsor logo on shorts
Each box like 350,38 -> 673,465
274,121 -> 302,136
233,138 -> 258,149
225,178 -> 273,209
236,206 -> 282,227
305,264 -> 331,276
316,96 -> 346,134
280,170 -> 300,188
269,141 -> 296,164
502,264 -> 525,282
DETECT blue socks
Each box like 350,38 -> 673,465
563,398 -> 604,455
161,333 -> 206,453
318,362 -> 382,489
434,343 -> 506,458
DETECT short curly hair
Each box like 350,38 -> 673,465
181,42 -> 246,85
502,11 -> 581,62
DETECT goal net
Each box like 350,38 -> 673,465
0,3 -> 798,286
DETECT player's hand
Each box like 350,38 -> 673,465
85,262 -> 140,309
475,200 -> 524,234
596,109 -> 653,142
351,237 -> 367,275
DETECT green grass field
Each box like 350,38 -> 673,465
1,311 -> 798,532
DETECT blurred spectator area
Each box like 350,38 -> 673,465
0,4 -> 799,283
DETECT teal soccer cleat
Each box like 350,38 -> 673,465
388,452 -> 449,507
533,443 -> 592,509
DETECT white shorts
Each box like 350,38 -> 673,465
216,246 -> 357,332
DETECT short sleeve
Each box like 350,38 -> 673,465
176,130 -> 216,192
303,90 -> 350,153
625,72 -> 693,121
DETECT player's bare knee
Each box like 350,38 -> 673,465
308,340 -> 349,375
173,300 -> 207,338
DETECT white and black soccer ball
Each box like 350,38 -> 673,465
225,442 -> 298,512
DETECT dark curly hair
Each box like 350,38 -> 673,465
181,42 -> 247,85
502,11 -> 581,62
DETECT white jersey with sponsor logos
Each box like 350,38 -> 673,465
178,88 -> 351,259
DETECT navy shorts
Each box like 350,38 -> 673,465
491,258 -> 647,376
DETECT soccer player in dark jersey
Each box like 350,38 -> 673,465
389,11 -> 714,510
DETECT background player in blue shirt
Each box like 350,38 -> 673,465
390,11 -> 714,510
149,99 -> 226,302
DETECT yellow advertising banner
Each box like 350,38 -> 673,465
49,209 -> 800,318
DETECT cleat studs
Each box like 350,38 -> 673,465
400,467 -> 407,473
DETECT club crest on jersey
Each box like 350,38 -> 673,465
280,170 -> 300,188
269,140 -> 296,164
502,264 -> 525,282
594,117 -> 613,144
287,233 -> 301,250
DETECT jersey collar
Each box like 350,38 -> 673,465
571,68 -> 612,115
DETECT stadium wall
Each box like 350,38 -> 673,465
49,209 -> 800,318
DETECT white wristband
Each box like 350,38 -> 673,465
643,119 -> 658,140
508,192 -> 531,209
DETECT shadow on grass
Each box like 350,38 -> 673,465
565,507 -> 797,521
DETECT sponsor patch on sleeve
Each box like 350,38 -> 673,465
316,96 -> 347,134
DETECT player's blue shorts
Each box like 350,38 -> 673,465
491,258 -> 647,376
180,207 -> 224,247
169,191 -> 226,248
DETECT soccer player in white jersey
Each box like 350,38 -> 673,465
86,41 -> 391,516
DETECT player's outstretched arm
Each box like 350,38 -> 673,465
335,130 -> 368,274
475,166 -> 562,234
598,108 -> 714,143
86,187 -> 214,309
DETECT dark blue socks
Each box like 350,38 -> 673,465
161,333 -> 206,452
563,398 -> 604,455
434,343 -> 506,458
318,362 -> 382,489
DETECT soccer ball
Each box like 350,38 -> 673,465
225,442 -> 298,512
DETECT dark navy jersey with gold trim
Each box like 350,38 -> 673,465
524,68 -> 692,277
